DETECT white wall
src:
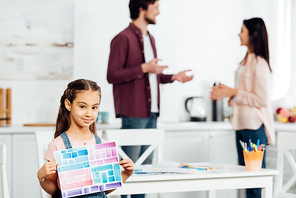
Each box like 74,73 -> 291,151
74,0 -> 278,123
0,0 -> 286,125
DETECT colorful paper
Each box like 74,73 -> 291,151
54,142 -> 122,197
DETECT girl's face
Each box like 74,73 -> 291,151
66,90 -> 100,128
239,24 -> 249,47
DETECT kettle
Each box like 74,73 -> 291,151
185,97 -> 207,121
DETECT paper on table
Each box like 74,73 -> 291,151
133,161 -> 212,174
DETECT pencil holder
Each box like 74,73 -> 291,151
243,150 -> 264,171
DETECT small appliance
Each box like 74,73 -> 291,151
185,96 -> 207,121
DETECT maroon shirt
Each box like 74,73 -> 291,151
107,23 -> 173,118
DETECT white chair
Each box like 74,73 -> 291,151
0,144 -> 10,198
274,132 -> 296,198
35,131 -> 55,198
103,129 -> 165,165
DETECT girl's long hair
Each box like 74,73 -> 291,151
241,17 -> 272,72
54,79 -> 101,138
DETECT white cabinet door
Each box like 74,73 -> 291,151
163,131 -> 208,163
12,134 -> 40,198
208,130 -> 237,164
0,134 -> 12,198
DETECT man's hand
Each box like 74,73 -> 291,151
171,70 -> 194,83
141,58 -> 168,74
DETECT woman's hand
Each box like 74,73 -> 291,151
119,159 -> 134,177
228,97 -> 233,107
211,83 -> 238,101
37,161 -> 59,182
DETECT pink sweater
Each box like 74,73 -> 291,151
232,53 -> 275,145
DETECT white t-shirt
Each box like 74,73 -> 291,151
233,66 -> 244,107
143,34 -> 158,113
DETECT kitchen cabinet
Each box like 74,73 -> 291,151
0,134 -> 12,198
208,130 -> 237,164
12,134 -> 40,198
163,131 -> 208,163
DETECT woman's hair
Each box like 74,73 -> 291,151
129,0 -> 157,20
241,17 -> 272,72
54,79 -> 101,138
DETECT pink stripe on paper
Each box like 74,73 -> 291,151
68,177 -> 76,183
90,161 -> 96,167
85,169 -> 91,180
104,157 -> 118,164
77,176 -> 82,182
111,148 -> 117,157
95,151 -> 100,159
94,142 -> 116,150
59,174 -> 65,180
100,152 -> 106,158
106,148 -> 111,157
96,160 -> 104,165
89,146 -> 94,160
62,180 -> 93,191
61,179 -> 67,185
64,169 -> 85,178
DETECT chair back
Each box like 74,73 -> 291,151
274,132 -> 296,198
0,144 -> 10,198
35,131 -> 54,198
104,129 -> 165,165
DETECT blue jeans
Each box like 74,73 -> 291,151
120,113 -> 158,198
236,124 -> 267,198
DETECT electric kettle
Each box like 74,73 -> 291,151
185,96 -> 207,121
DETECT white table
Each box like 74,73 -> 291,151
111,164 -> 279,198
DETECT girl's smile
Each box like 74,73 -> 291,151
65,90 -> 100,129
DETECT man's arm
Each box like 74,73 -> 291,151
159,70 -> 193,84
107,34 -> 144,85
107,34 -> 169,85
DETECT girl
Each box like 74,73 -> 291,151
37,79 -> 134,198
210,18 -> 275,198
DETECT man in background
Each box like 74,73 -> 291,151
107,1 -> 193,196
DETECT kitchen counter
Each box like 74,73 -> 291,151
0,121 -> 295,134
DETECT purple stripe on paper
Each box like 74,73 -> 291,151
94,142 -> 116,150
90,185 -> 99,192
99,185 -> 105,191
105,182 -> 122,190
84,187 -> 89,194
62,193 -> 66,198
67,188 -> 82,196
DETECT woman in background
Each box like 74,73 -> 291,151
210,17 -> 275,198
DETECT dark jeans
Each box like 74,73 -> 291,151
120,113 -> 158,198
236,124 -> 267,198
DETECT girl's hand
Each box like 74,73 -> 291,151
119,159 -> 134,176
211,83 -> 237,101
37,161 -> 59,182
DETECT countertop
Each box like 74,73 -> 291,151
0,121 -> 295,134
